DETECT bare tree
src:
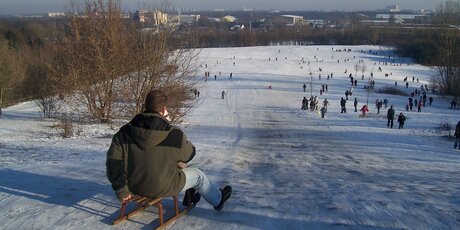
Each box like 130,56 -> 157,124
119,21 -> 200,123
52,0 -> 200,123
436,0 -> 460,24
432,1 -> 460,98
54,0 -> 133,122
433,30 -> 460,98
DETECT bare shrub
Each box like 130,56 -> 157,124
35,96 -> 63,118
25,60 -> 64,118
438,121 -> 457,137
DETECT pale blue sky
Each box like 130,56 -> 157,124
0,0 -> 447,15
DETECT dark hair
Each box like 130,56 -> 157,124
144,90 -> 167,113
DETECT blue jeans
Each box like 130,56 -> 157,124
180,165 -> 221,206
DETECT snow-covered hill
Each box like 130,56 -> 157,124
1,45 -> 459,229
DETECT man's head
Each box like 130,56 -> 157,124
144,90 -> 168,114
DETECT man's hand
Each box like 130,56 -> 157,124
122,194 -> 133,203
177,162 -> 187,169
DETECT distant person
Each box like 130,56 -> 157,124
312,96 -> 319,110
193,89 -> 198,98
408,97 -> 413,111
360,104 -> 369,117
451,100 -> 457,109
354,98 -> 358,112
397,113 -> 406,129
320,106 -> 327,119
303,84 -> 306,92
455,121 -> 460,149
387,105 -> 395,128
377,100 -> 383,114
310,96 -> 315,111
301,97 -> 308,110
340,97 -> 347,113
429,97 -> 433,106
323,98 -> 329,108
221,91 -> 226,99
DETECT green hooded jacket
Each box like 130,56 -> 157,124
106,112 -> 195,200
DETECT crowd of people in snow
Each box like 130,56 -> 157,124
291,47 -> 460,139
196,47 -> 459,149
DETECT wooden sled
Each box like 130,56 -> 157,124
112,194 -> 195,229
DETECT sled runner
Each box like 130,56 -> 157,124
112,193 -> 196,229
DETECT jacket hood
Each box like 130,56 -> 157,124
125,113 -> 172,149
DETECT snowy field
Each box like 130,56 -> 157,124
1,45 -> 459,230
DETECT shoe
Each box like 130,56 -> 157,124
182,188 -> 201,207
214,185 -> 232,211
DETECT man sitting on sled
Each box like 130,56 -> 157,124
106,89 -> 231,211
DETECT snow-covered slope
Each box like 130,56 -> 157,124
1,45 -> 459,229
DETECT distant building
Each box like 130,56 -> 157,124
180,14 -> 200,24
153,11 -> 168,26
376,14 -> 425,20
386,4 -> 401,12
230,24 -> 245,30
168,15 -> 180,24
133,10 -> 147,22
208,17 -> 221,23
375,13 -> 428,24
48,12 -> 65,18
281,15 -> 304,26
307,19 -> 331,28
360,20 -> 390,26
222,15 -> 237,23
